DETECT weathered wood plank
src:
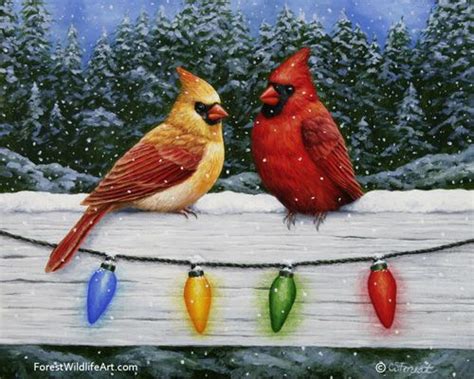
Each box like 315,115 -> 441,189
0,209 -> 472,348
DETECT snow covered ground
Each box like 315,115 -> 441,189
0,189 -> 472,214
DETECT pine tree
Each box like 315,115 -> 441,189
415,0 -> 473,152
354,37 -> 383,121
129,10 -> 167,132
222,10 -> 255,173
302,15 -> 332,100
326,11 -> 357,134
382,83 -> 434,167
346,25 -> 371,124
16,82 -> 46,159
0,0 -> 20,125
132,11 -> 152,68
43,102 -> 67,162
84,30 -> 116,110
353,36 -> 385,159
111,15 -> 135,119
350,117 -> 376,174
254,6 -> 306,74
378,19 -> 412,124
53,25 -> 84,119
75,107 -> 125,176
148,7 -> 176,105
149,6 -> 173,67
435,90 -> 473,150
17,0 -> 52,103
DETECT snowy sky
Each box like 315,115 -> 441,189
14,0 -> 435,53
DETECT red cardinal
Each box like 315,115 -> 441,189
252,48 -> 363,228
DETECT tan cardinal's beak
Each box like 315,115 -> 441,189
260,85 -> 280,106
207,104 -> 229,122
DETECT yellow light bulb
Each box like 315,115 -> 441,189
183,266 -> 212,334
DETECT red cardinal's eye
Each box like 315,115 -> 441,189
286,85 -> 295,95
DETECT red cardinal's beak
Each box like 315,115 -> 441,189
260,85 -> 280,106
207,104 -> 229,122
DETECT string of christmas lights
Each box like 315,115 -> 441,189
1,229 -> 472,334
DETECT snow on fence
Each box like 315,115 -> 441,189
0,190 -> 473,348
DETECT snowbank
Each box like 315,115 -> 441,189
0,148 -> 98,193
359,146 -> 474,190
0,190 -> 472,214
341,189 -> 473,213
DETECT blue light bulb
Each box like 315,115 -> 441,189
87,259 -> 117,324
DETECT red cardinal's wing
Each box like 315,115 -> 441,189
301,115 -> 363,200
83,141 -> 204,207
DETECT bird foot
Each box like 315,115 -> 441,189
283,212 -> 297,230
179,207 -> 198,219
313,212 -> 327,231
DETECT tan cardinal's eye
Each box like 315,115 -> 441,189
195,102 -> 207,114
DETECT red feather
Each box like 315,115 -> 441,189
252,47 -> 362,215
45,205 -> 112,272
83,141 -> 203,207
302,115 -> 363,201
45,141 -> 204,272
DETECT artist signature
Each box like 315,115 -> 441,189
375,361 -> 437,375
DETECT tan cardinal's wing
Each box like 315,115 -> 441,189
82,140 -> 204,207
301,116 -> 363,200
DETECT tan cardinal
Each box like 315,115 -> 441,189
45,67 -> 228,272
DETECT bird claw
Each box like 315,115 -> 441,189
313,212 -> 327,231
179,208 -> 198,219
283,212 -> 297,230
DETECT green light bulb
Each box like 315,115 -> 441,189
269,267 -> 297,332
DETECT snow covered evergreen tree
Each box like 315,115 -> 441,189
75,108 -> 126,176
84,30 -> 116,110
326,11 -> 357,135
302,15 -> 332,100
382,83 -> 434,167
132,11 -> 152,68
16,82 -> 46,159
149,6 -> 173,66
350,117 -> 376,174
354,37 -> 383,123
0,0 -> 20,126
378,19 -> 412,128
16,0 -> 52,105
346,25 -> 371,125
254,6 -> 306,77
222,10 -> 255,173
129,10 -> 167,132
148,7 -> 174,101
42,102 -> 67,162
435,90 -> 473,150
415,0 -> 473,152
111,15 -> 135,120
53,25 -> 84,119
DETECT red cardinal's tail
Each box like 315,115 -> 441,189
45,206 -> 111,273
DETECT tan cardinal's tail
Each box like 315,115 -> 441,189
45,206 -> 112,273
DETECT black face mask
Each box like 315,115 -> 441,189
261,83 -> 295,118
195,101 -> 221,126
